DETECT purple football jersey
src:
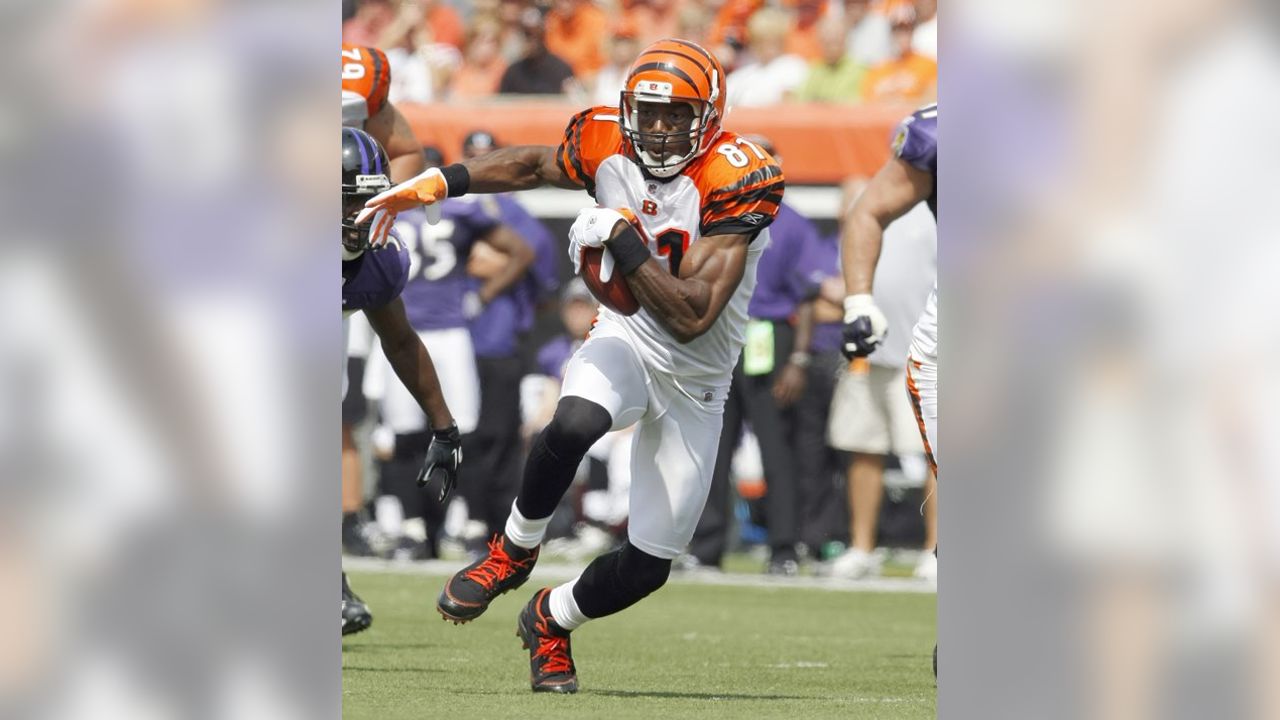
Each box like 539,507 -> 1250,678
397,198 -> 499,331
495,195 -> 560,333
892,104 -> 937,217
468,195 -> 561,357
342,231 -> 410,313
748,203 -> 823,321
806,233 -> 844,354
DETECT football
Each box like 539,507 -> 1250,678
580,246 -> 640,316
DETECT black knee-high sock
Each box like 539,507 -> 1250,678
514,396 -> 611,520
572,541 -> 672,619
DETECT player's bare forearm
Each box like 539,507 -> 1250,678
841,157 -> 933,295
622,232 -> 749,344
461,145 -> 578,193
792,299 -> 815,356
841,211 -> 884,296
627,260 -> 714,342
366,299 -> 455,430
476,226 -> 534,303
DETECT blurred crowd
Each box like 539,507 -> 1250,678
341,0 -> 937,106
343,129 -> 937,581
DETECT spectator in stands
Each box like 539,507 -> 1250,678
496,0 -> 532,65
591,26 -> 639,106
783,0 -> 831,62
619,0 -> 680,48
707,0 -> 764,63
861,5 -> 936,104
912,0 -> 937,60
545,0 -> 608,88
688,135 -> 822,576
381,1 -> 461,104
824,176 -> 937,580
451,16 -> 508,99
841,0 -> 892,67
416,0 -> 466,51
794,17 -> 867,102
726,6 -> 810,106
499,7 -> 582,96
342,0 -> 396,46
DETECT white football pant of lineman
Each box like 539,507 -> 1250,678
558,324 -> 726,559
362,326 -> 481,434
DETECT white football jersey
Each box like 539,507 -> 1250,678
557,107 -> 785,384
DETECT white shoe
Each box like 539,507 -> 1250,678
913,551 -> 937,582
829,548 -> 881,579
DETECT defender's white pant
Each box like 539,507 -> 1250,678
906,353 -> 938,474
559,329 -> 728,559
363,326 -> 480,434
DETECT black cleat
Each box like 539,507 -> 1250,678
341,573 -> 372,636
516,588 -> 578,693
437,535 -> 538,623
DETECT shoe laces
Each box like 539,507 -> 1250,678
464,536 -> 534,589
533,621 -> 574,675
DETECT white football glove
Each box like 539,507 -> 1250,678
842,294 -> 888,359
568,207 -> 628,279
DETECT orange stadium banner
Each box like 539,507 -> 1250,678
400,101 -> 917,185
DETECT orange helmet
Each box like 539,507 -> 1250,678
619,39 -> 727,178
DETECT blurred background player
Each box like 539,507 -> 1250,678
686,134 -> 821,576
363,152 -> 532,559
340,127 -> 462,634
358,38 -> 784,694
824,175 -> 936,579
460,129 -> 561,549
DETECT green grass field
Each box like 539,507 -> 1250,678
343,568 -> 935,719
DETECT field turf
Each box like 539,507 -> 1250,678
342,567 -> 935,719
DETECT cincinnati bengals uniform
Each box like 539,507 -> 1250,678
546,103 -> 785,560
341,43 -> 390,128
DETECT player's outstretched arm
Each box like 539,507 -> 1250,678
461,145 -> 580,193
620,228 -> 751,344
358,145 -> 575,225
365,297 -> 455,431
840,157 -> 933,296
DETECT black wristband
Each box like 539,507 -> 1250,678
439,164 -> 470,197
604,224 -> 651,275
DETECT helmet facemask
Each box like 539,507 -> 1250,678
620,91 -> 718,178
341,174 -> 390,260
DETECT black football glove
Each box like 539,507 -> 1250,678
417,423 -> 462,502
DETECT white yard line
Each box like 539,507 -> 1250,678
342,557 -> 936,595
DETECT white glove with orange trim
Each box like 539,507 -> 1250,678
568,207 -> 632,280
354,167 -> 448,244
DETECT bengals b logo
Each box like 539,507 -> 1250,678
641,199 -> 659,215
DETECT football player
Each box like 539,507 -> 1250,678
838,104 -> 937,678
363,167 -> 533,559
358,39 -> 784,693
341,42 -> 426,558
340,127 -> 463,635
342,42 -> 425,183
840,103 -> 937,475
